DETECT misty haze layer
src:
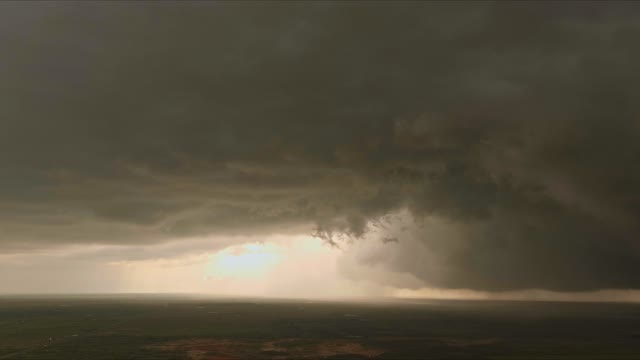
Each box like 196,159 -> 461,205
1,2 -> 639,293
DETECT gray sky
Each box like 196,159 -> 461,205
1,1 -> 639,297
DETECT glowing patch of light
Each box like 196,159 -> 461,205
206,243 -> 282,279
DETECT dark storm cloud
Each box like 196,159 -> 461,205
1,2 -> 639,290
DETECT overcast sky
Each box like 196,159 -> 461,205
1,1 -> 639,299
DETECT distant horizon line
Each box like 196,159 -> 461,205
1,292 -> 638,305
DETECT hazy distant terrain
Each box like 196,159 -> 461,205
1,295 -> 638,359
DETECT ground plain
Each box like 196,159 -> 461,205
1,295 -> 638,359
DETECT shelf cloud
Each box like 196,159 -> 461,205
1,2 -> 639,292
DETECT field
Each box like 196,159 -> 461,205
0,295 -> 638,359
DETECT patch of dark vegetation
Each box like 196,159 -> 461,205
1,296 -> 639,359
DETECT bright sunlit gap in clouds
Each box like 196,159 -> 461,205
206,243 -> 283,280
1,211 -> 639,302
201,237 -> 364,298
104,235 -> 379,298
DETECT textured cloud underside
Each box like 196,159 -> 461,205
1,2 -> 639,291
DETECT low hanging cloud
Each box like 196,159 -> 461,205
1,2 -> 639,292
